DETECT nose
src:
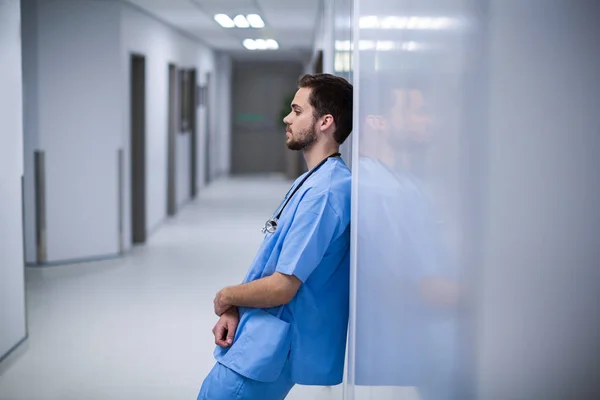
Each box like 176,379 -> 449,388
283,112 -> 292,126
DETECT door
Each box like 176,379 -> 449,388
130,54 -> 146,244
167,64 -> 177,216
204,72 -> 212,185
189,69 -> 198,198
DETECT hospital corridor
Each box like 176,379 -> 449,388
2,0 -> 600,399
0,177 -> 344,399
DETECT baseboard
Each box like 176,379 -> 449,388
0,335 -> 28,375
25,252 -> 122,268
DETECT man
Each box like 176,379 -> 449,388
198,73 -> 353,400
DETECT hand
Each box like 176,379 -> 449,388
213,308 -> 239,348
213,289 -> 231,316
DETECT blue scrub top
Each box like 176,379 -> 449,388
240,157 -> 352,385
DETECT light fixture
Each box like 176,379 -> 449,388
233,15 -> 250,28
243,39 -> 279,51
266,39 -> 279,50
359,15 -> 459,30
359,15 -> 379,29
255,39 -> 267,50
417,17 -> 434,29
243,39 -> 257,50
214,14 -> 235,28
335,40 -> 352,51
381,16 -> 408,29
247,14 -> 265,28
376,41 -> 395,51
431,17 -> 453,29
402,41 -> 418,51
407,17 -> 420,29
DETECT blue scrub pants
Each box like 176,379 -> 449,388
198,360 -> 295,400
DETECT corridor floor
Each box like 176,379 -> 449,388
0,177 -> 342,400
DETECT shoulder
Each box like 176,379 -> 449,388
301,160 -> 351,221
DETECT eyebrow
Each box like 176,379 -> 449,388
291,104 -> 303,111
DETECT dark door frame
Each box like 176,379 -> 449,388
167,63 -> 177,216
189,69 -> 198,198
204,72 -> 212,185
130,54 -> 146,244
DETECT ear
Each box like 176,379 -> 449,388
318,114 -> 335,133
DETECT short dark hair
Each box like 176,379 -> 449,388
297,73 -> 353,144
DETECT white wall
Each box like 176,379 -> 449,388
22,0 -> 123,263
21,0 -> 39,264
0,0 -> 27,359
120,5 -> 216,235
21,0 -> 224,263
477,1 -> 600,398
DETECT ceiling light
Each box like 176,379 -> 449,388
266,39 -> 279,49
376,41 -> 396,51
402,41 -> 418,51
407,17 -> 420,29
233,15 -> 250,28
255,39 -> 268,50
359,40 -> 376,51
214,14 -> 235,28
359,16 -> 379,29
247,14 -> 265,28
335,40 -> 352,51
417,17 -> 434,29
381,16 -> 408,29
243,39 -> 279,51
243,39 -> 257,50
431,17 -> 454,29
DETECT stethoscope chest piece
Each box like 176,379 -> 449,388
262,219 -> 278,234
261,152 -> 340,236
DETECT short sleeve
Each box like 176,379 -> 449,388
276,192 -> 341,283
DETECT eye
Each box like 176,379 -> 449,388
294,110 -> 301,116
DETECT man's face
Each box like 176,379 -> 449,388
283,87 -> 318,151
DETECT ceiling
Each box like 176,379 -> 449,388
125,0 -> 322,62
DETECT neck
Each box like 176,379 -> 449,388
303,141 -> 340,170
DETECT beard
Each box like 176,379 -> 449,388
286,123 -> 318,151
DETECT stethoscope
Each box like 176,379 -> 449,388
262,152 -> 341,234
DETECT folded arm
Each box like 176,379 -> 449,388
214,272 -> 301,316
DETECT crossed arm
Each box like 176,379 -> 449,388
213,272 -> 302,316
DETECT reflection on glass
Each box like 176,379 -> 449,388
354,75 -> 460,399
348,0 -> 473,398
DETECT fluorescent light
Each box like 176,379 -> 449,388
381,16 -> 408,29
266,39 -> 279,49
243,39 -> 257,50
431,17 -> 454,29
254,39 -> 267,50
407,17 -> 420,29
417,17 -> 434,29
214,14 -> 235,28
243,39 -> 279,51
376,41 -> 395,51
359,16 -> 379,29
233,15 -> 250,28
402,41 -> 418,51
335,40 -> 351,51
359,40 -> 375,51
247,14 -> 265,28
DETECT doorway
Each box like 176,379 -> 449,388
167,63 -> 177,216
130,54 -> 146,245
189,69 -> 198,198
203,72 -> 212,185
